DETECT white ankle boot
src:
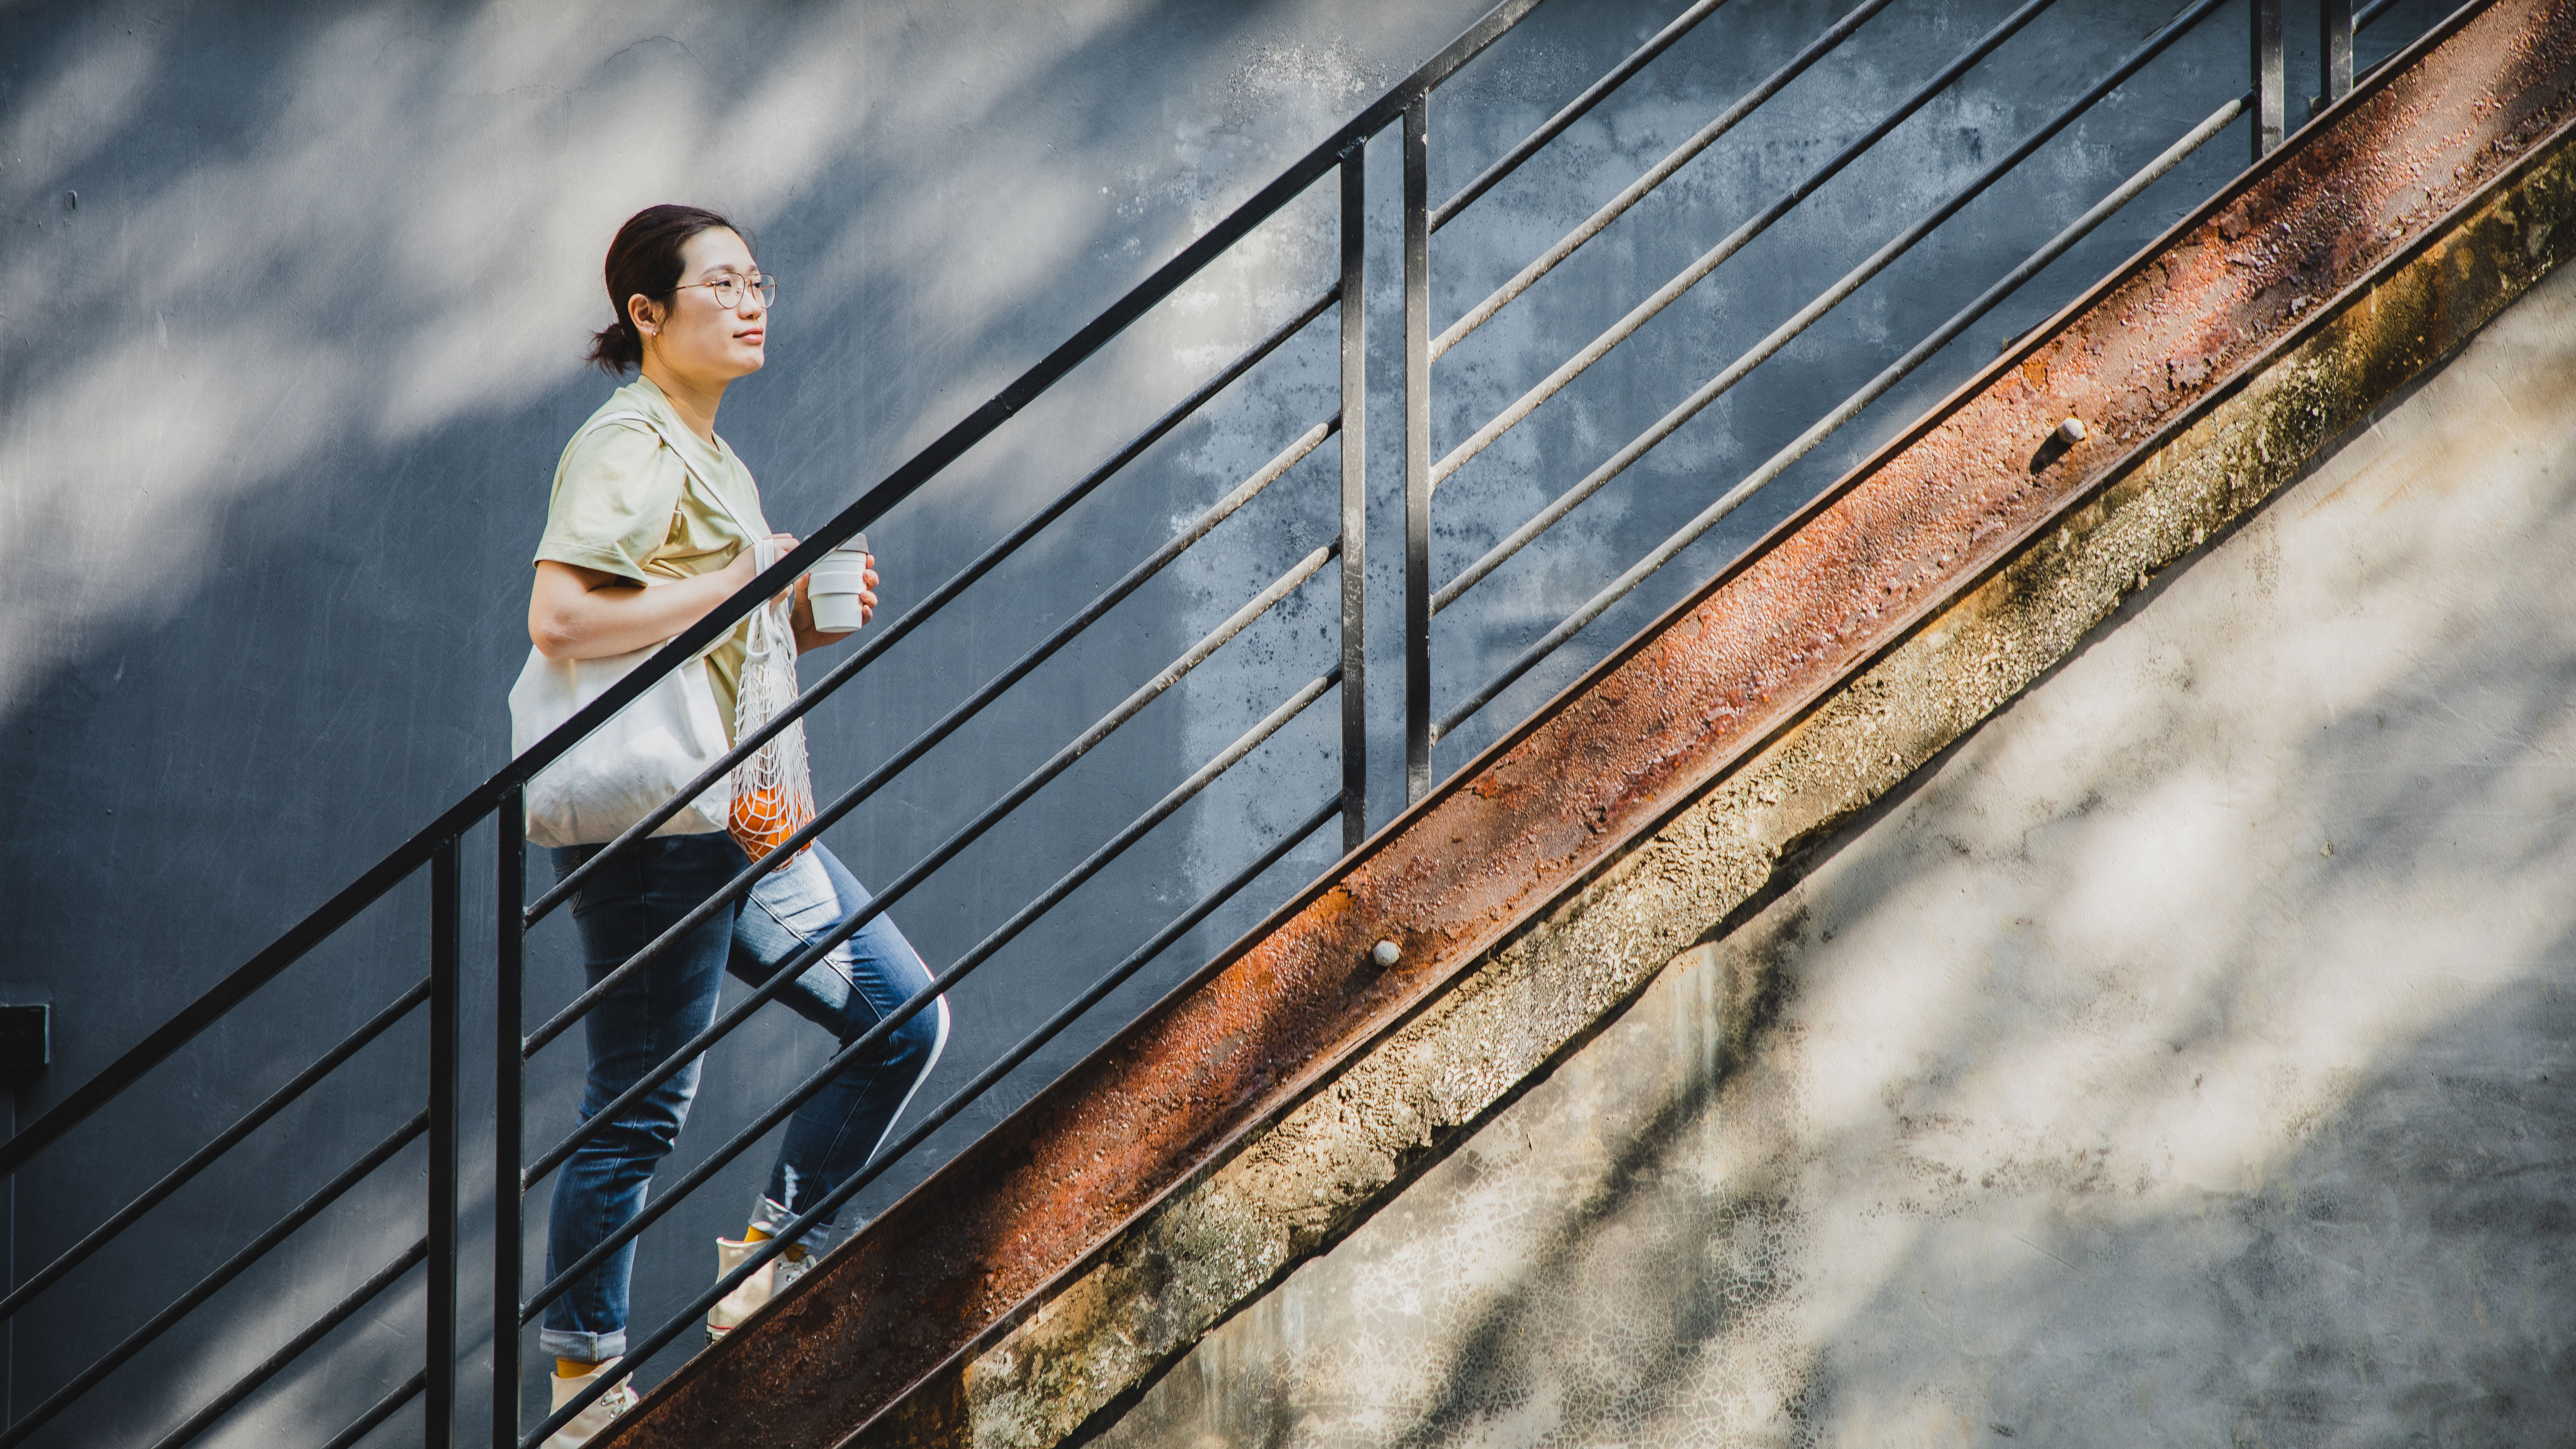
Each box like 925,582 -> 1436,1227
545,1357 -> 636,1449
706,1236 -> 814,1344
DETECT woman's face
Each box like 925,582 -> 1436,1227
633,227 -> 766,383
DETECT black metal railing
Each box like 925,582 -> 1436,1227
0,0 -> 2439,1443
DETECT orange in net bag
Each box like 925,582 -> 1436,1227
729,779 -> 809,862
728,540 -> 816,864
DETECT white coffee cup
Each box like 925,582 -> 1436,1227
809,532 -> 871,632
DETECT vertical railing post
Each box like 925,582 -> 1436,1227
494,795 -> 526,1448
2319,0 -> 2353,115
1402,91 -> 1432,805
2252,0 -> 2285,159
427,835 -> 461,1448
1338,146 -> 1370,853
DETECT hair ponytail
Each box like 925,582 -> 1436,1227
585,203 -> 748,374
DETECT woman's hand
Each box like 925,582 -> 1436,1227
792,553 -> 878,655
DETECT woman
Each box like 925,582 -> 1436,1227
526,204 -> 949,1446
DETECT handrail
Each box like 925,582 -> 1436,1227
0,976 -> 428,1322
316,1372 -> 427,1449
1432,0 -> 1899,357
1432,0 -> 2231,648
0,1112 -> 429,1448
1431,0 -> 2059,488
1,0 -> 2444,1444
142,1238 -> 429,1449
1430,0 -> 1736,231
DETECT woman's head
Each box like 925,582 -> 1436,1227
586,204 -> 768,382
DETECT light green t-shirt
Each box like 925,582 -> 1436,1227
533,376 -> 772,738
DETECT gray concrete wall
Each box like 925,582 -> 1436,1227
0,0 -> 2451,1442
1095,194 -> 2576,1449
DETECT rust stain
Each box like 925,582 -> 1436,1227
603,4 -> 2576,1446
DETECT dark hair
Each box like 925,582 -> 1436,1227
585,204 -> 752,374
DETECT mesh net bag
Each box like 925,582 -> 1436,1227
727,540 -> 816,863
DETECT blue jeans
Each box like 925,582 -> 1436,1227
540,832 -> 948,1363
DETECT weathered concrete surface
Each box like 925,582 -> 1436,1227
1094,198 -> 2576,1449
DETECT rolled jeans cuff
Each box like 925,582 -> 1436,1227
749,1193 -> 834,1255
539,1327 -> 626,1364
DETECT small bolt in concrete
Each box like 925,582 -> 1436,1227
2054,417 -> 2087,444
1371,941 -> 1401,968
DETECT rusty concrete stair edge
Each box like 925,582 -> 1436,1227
601,3 -> 2576,1444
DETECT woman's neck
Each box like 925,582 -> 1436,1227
639,358 -> 725,444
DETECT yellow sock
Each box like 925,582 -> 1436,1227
744,1224 -> 806,1262
557,1358 -> 596,1379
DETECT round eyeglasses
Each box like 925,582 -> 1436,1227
675,272 -> 777,310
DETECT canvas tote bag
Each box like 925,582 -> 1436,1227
510,410 -> 769,848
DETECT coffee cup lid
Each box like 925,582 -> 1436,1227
830,531 -> 869,555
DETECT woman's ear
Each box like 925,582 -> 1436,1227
626,292 -> 665,339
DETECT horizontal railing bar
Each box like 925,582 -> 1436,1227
924,667 -> 1342,1008
1431,0 -> 1896,358
0,977 -> 430,1325
317,1370 -> 426,1449
784,795 -> 1345,1254
522,542 -> 1340,1190
543,791 -> 1343,1430
142,1237 -> 428,1449
785,796 -> 1345,1257
525,667 -> 1342,1319
0,1111 -> 428,1449
523,417 -> 1339,1059
1432,0 -> 2227,616
1429,0 -> 1735,232
0,849 -> 436,1180
1436,77 -> 2245,746
1428,0 -> 2058,487
528,286 -> 1342,927
14,0 -> 1557,1178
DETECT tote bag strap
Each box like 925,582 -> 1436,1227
575,409 -> 767,540
568,408 -> 772,663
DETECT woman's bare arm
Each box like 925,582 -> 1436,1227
528,544 -> 777,660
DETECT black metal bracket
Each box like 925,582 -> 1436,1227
0,1005 -> 47,1075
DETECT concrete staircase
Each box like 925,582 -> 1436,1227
605,4 -> 2576,1443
